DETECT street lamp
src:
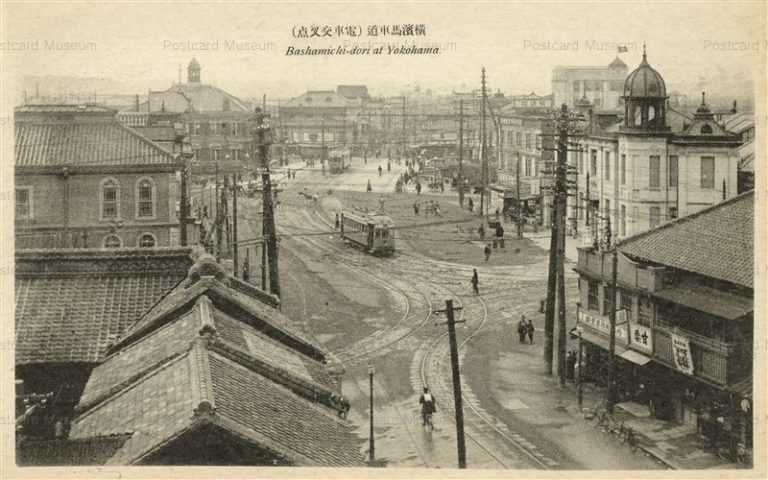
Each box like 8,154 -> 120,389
368,363 -> 375,464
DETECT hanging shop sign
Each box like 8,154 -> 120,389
629,322 -> 653,353
671,333 -> 694,375
577,310 -> 628,344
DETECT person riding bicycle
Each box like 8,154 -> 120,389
419,387 -> 437,426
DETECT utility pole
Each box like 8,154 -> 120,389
480,67 -> 488,218
215,162 -> 221,260
434,300 -> 467,469
255,108 -> 281,298
401,96 -> 406,161
544,197 -> 557,375
607,216 -> 618,414
458,100 -> 464,208
556,104 -> 570,387
232,173 -> 239,278
516,151 -> 523,239
368,363 -> 375,464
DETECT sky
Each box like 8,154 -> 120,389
1,1 -> 765,100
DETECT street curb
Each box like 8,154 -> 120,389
638,445 -> 680,470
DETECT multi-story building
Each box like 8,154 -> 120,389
278,89 -> 358,161
491,106 -> 554,225
571,50 -> 742,242
15,104 -> 185,249
575,191 -> 753,461
125,59 -> 256,173
552,57 -> 628,110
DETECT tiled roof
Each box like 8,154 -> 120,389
285,91 -> 355,108
71,341 -> 362,466
618,192 -> 753,288
117,260 -> 326,362
15,248 -> 194,364
15,115 -> 177,169
17,434 -> 132,465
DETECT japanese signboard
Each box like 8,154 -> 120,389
578,310 -> 628,344
629,323 -> 653,353
671,333 -> 694,375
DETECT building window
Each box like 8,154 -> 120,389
619,290 -> 632,319
516,132 -> 522,146
637,296 -> 653,326
525,157 -> 532,177
16,187 -> 33,220
620,154 -> 626,185
587,279 -> 599,311
193,122 -> 201,134
232,122 -> 239,136
233,150 -> 239,162
309,133 -> 319,142
700,124 -> 713,134
649,206 -> 661,229
210,122 -> 218,135
578,151 -> 583,174
649,155 -> 660,188
604,152 -> 611,181
590,150 -> 597,176
669,155 -> 678,187
103,234 -> 122,248
138,233 -> 156,248
136,177 -> 156,218
700,156 -> 715,189
525,133 -> 532,149
100,178 -> 120,221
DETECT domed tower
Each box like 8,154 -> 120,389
187,58 -> 201,84
620,46 -> 670,133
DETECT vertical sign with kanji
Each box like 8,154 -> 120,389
671,333 -> 694,375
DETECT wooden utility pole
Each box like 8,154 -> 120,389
555,104 -> 569,387
516,151 -> 523,239
232,173 -> 239,278
255,108 -> 281,298
607,216 -> 618,414
215,162 -> 221,260
368,363 -> 375,463
434,300 -> 467,469
401,96 -> 407,160
480,68 -> 488,218
458,100 -> 464,207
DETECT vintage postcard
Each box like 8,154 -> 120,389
1,1 -> 765,478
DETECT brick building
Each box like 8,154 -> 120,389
128,59 -> 256,173
14,104 -> 184,249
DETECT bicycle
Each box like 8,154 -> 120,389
423,412 -> 434,433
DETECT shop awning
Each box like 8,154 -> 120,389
619,349 -> 652,366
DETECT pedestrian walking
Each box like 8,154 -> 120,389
468,197 -> 474,212
378,165 -> 383,177
413,201 -> 420,216
478,223 -> 485,240
334,213 -> 340,230
471,268 -> 479,295
439,181 -> 444,193
416,181 -> 422,195
526,318 -> 535,344
366,179 -> 372,192
484,243 -> 492,262
517,315 -> 527,343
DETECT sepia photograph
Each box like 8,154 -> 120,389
1,0 -> 765,476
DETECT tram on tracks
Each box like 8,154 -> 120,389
328,148 -> 352,174
340,210 -> 395,256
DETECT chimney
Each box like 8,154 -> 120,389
135,94 -> 140,112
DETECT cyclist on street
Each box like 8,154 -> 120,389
419,387 -> 437,427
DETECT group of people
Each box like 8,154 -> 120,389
413,200 -> 441,217
517,315 -> 535,344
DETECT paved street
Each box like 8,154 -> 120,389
235,158 -> 664,469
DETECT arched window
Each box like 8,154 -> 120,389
100,178 -> 121,221
700,124 -> 713,134
138,233 -> 157,248
136,177 -> 156,218
633,106 -> 642,126
648,105 -> 656,122
103,234 -> 122,248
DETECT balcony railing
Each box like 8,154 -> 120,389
577,247 -> 666,292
